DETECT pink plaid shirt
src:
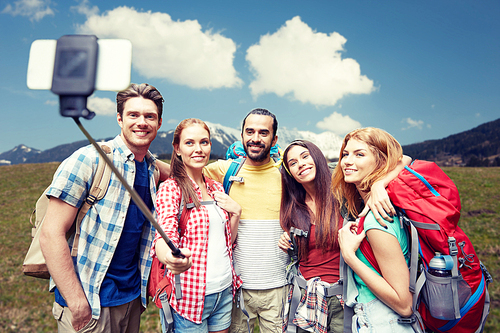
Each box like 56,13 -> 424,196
152,176 -> 242,323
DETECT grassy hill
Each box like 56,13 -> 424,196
1,163 -> 498,332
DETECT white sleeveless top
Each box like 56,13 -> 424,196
204,201 -> 232,294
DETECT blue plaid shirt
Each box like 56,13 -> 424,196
47,135 -> 157,319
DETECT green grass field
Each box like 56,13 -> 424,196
0,163 -> 498,332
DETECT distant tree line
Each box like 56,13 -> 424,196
466,156 -> 500,167
402,118 -> 500,167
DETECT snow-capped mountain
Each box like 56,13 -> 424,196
3,118 -> 499,166
0,123 -> 341,165
205,122 -> 343,160
205,121 -> 241,146
0,145 -> 41,165
277,127 -> 343,160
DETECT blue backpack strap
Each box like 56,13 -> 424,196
223,158 -> 245,194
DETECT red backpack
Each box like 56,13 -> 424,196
148,177 -> 219,307
147,191 -> 192,308
358,160 -> 491,333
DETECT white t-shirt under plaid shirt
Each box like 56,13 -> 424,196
46,135 -> 157,319
152,176 -> 242,324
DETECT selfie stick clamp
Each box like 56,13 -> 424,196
50,35 -> 97,120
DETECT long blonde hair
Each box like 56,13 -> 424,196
331,127 -> 403,218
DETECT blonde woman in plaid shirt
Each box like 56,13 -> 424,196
153,118 -> 243,333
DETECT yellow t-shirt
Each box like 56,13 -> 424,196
204,159 -> 288,289
204,159 -> 281,220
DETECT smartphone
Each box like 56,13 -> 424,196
27,38 -> 132,92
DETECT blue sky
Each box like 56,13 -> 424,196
1,0 -> 499,154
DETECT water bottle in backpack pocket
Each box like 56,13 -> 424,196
421,252 -> 472,320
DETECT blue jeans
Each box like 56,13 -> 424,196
162,286 -> 232,333
352,298 -> 414,333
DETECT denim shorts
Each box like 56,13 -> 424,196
353,298 -> 414,333
172,286 -> 232,333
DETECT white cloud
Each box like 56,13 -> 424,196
2,0 -> 54,21
76,6 -> 242,90
401,118 -> 425,130
70,0 -> 99,17
88,96 -> 116,116
44,99 -> 58,106
246,16 -> 375,107
316,111 -> 361,136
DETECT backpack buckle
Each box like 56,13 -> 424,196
85,194 -> 97,205
290,227 -> 308,238
448,237 -> 458,256
397,316 -> 416,324
229,176 -> 244,183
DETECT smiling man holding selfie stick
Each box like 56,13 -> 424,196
30,35 -> 181,333
40,82 -> 165,332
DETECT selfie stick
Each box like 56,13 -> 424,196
73,117 -> 184,259
47,34 -> 182,258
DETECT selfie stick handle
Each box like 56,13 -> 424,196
73,117 -> 184,259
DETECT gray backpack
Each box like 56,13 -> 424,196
23,143 -> 113,279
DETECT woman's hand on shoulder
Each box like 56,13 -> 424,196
213,191 -> 241,217
338,221 -> 366,263
359,155 -> 412,225
278,231 -> 291,253
359,180 -> 395,227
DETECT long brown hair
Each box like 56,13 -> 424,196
331,127 -> 403,218
280,140 -> 340,260
171,118 -> 211,208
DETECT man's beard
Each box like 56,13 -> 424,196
243,141 -> 271,163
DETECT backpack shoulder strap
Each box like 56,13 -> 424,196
359,211 -> 420,294
340,215 -> 353,333
204,176 -> 218,190
178,191 -> 189,236
357,216 -> 382,274
71,143 -> 113,256
223,158 -> 245,194
153,164 -> 160,187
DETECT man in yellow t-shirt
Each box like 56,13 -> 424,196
204,109 -> 289,333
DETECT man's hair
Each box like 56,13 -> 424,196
241,108 -> 278,137
116,83 -> 164,119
